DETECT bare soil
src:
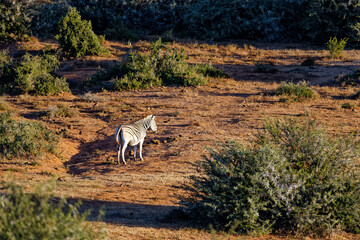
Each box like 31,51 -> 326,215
0,39 -> 359,240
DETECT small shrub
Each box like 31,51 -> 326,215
85,38 -> 208,91
0,100 -> 10,111
0,112 -> 59,160
341,102 -> 355,110
42,104 -> 79,118
0,52 -> 69,95
184,117 -> 360,236
0,180 -> 108,240
326,37 -> 348,59
275,81 -> 314,101
56,7 -> 107,58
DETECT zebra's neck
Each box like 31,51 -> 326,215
136,117 -> 151,131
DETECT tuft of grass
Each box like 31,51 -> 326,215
325,36 -> 348,59
275,81 -> 315,101
0,112 -> 59,160
0,180 -> 108,239
0,100 -> 11,111
41,104 -> 79,118
341,102 -> 355,110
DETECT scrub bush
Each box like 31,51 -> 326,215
0,51 -> 69,95
0,180 -> 108,240
275,81 -> 314,101
0,112 -> 59,160
85,38 -> 211,91
56,7 -> 107,58
184,117 -> 360,236
326,37 -> 348,59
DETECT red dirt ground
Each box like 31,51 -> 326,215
0,39 -> 359,239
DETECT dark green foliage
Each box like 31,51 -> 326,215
184,117 -> 360,236
326,37 -> 348,59
0,180 -> 108,240
275,81 -> 315,101
0,50 -> 69,95
85,38 -> 209,91
302,0 -> 360,44
0,112 -> 59,160
0,0 -> 33,42
31,1 -> 69,39
184,0 -> 308,41
56,7 -> 107,58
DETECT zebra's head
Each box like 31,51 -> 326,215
149,115 -> 157,132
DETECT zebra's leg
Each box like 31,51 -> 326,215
117,145 -> 121,165
139,139 -> 144,161
133,145 -> 137,161
121,141 -> 129,165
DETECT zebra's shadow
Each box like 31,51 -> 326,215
64,134 -> 141,175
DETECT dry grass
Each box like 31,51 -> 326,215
0,39 -> 359,239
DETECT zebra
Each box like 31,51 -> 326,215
115,115 -> 157,165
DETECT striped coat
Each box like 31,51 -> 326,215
115,115 -> 157,165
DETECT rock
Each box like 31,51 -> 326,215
57,177 -> 66,182
151,139 -> 161,144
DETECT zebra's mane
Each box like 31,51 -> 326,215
135,115 -> 153,128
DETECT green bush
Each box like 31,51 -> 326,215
184,117 -> 360,236
302,0 -> 360,44
326,37 -> 348,59
0,51 -> 69,95
275,81 -> 315,101
0,112 -> 59,160
0,180 -> 107,240
56,7 -> 107,58
85,38 -> 209,91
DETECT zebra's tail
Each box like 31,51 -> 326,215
115,125 -> 123,147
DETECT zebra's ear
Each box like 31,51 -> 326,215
152,115 -> 156,119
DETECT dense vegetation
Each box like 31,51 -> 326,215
2,0 -> 360,44
184,117 -> 360,236
0,181 -> 107,239
0,112 -> 59,160
0,50 -> 69,95
84,38 -> 227,91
